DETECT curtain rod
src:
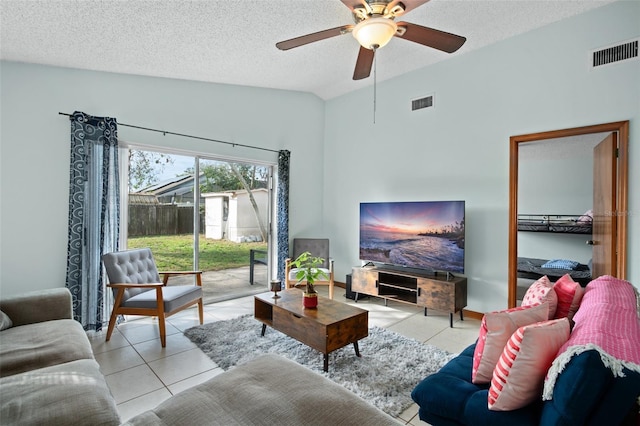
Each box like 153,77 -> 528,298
58,112 -> 280,154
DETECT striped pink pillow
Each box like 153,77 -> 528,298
488,318 -> 570,411
553,274 -> 584,320
472,303 -> 549,384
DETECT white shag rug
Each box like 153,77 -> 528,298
184,314 -> 456,417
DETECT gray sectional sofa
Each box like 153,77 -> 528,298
0,288 -> 120,425
0,288 -> 399,426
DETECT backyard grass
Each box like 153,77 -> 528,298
128,234 -> 267,271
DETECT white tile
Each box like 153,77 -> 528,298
388,312 -> 449,343
117,320 -> 181,345
105,364 -> 165,404
133,332 -> 198,363
426,319 -> 480,354
117,388 -> 172,423
367,307 -> 415,328
398,403 -> 419,422
148,348 -> 218,385
207,304 -> 254,321
88,329 -> 130,354
167,311 -> 218,332
167,367 -> 224,395
94,345 -> 145,375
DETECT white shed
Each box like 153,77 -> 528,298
202,188 -> 268,242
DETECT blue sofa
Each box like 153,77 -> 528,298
412,343 -> 639,425
412,276 -> 640,426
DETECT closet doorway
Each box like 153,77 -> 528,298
508,121 -> 629,308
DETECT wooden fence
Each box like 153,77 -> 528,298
128,205 -> 205,236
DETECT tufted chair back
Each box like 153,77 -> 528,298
102,248 -> 162,302
292,238 -> 330,269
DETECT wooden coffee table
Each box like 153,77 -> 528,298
254,289 -> 368,372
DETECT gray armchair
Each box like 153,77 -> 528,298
285,238 -> 335,299
102,248 -> 203,347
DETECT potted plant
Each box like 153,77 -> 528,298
290,251 -> 328,308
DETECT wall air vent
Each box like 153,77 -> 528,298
591,39 -> 638,68
411,95 -> 434,111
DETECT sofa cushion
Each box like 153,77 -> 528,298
540,349 -> 640,425
412,343 -> 540,426
521,276 -> 557,319
552,274 -> 584,320
488,318 -> 570,411
0,358 -> 120,426
122,285 -> 202,312
0,319 -> 94,378
0,288 -> 73,326
472,303 -> 548,384
125,354 -> 400,426
0,310 -> 12,331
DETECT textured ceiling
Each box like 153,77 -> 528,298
0,0 -> 617,100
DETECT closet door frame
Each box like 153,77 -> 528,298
507,121 -> 629,308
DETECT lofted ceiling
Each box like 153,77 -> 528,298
0,0 -> 617,100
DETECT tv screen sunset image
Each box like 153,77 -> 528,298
359,201 -> 465,273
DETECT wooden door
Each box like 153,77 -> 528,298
591,133 -> 617,278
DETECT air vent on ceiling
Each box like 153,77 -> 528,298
411,95 -> 434,111
591,39 -> 638,68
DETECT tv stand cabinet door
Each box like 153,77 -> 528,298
351,268 -> 378,296
417,277 -> 467,313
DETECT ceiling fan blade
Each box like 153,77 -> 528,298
276,25 -> 353,50
396,22 -> 466,53
353,46 -> 375,80
388,0 -> 430,15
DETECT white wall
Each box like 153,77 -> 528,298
234,190 -> 268,242
324,1 -> 639,313
0,64 -> 325,296
518,148 -> 594,264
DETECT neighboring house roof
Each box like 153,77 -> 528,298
135,173 -> 215,198
202,188 -> 268,198
137,173 -> 201,193
128,193 -> 159,205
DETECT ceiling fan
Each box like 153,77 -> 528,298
276,0 -> 467,80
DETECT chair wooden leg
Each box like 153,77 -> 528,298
196,273 -> 204,325
158,311 -> 167,348
329,283 -> 334,300
106,289 -> 125,342
156,287 -> 166,347
105,310 -> 118,342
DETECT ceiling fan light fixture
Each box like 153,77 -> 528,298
352,17 -> 397,50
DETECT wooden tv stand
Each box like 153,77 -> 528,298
351,266 -> 467,327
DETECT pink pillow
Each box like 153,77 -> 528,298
553,274 -> 584,320
472,303 -> 549,384
488,318 -> 570,411
522,276 -> 557,319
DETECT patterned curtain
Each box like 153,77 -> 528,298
276,150 -> 290,282
66,111 -> 120,331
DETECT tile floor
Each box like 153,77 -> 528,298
89,286 -> 481,425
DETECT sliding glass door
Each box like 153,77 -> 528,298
124,148 -> 272,303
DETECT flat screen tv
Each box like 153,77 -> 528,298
359,200 -> 465,274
